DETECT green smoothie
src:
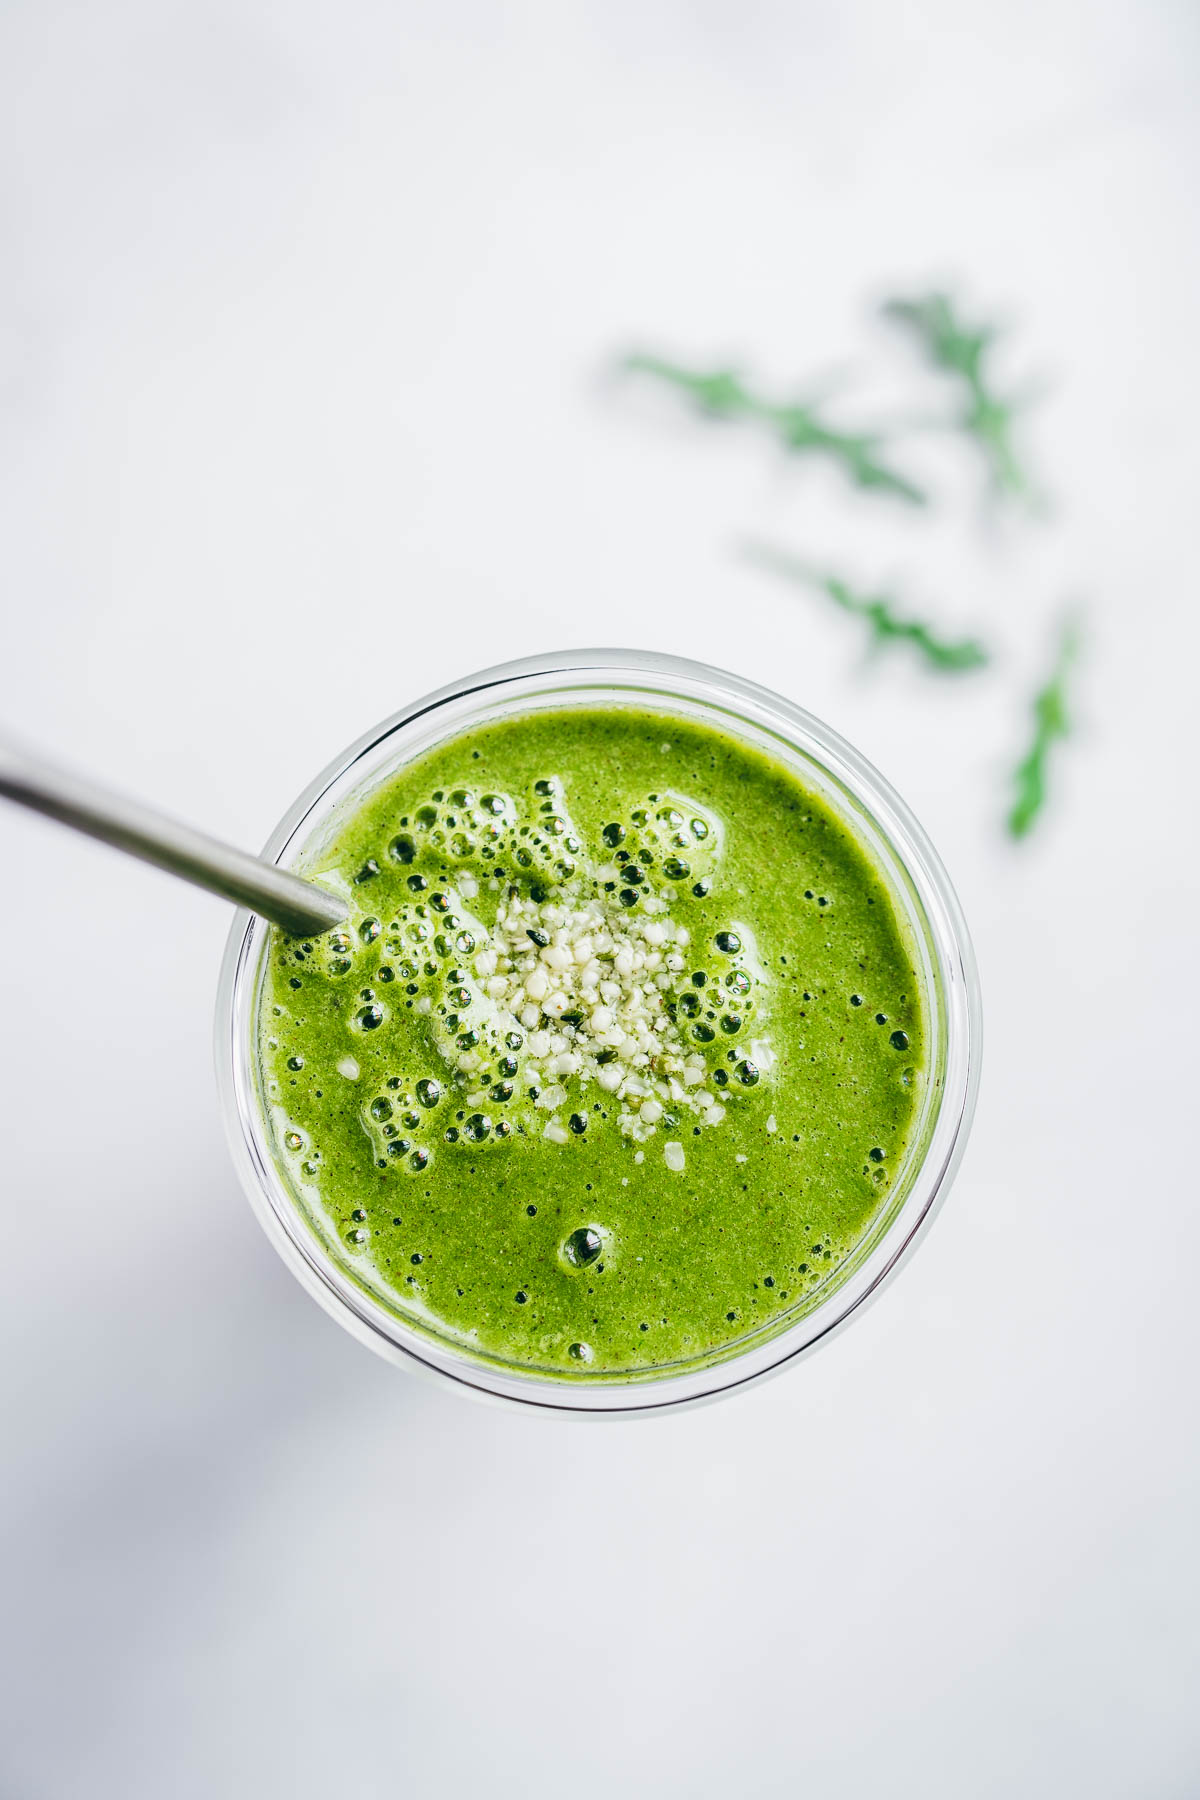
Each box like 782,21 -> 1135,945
257,706 -> 927,1377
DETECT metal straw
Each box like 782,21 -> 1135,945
0,736 -> 347,937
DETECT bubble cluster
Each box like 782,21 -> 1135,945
291,776 -> 773,1155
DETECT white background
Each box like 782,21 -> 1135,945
2,2 -> 1198,1794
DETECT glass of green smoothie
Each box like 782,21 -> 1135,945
217,650 -> 980,1413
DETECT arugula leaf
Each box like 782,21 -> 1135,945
623,352 -> 926,505
882,293 -> 1030,498
1008,617 -> 1082,838
740,540 -> 989,673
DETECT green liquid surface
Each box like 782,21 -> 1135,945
258,706 -> 928,1377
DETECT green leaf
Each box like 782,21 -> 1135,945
740,540 -> 989,674
1007,617 -> 1082,838
883,293 -> 1032,500
622,352 -> 927,505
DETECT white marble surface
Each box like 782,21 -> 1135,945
2,2 -> 1199,1794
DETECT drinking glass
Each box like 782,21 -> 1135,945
216,650 -> 981,1414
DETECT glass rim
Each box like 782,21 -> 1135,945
215,648 -> 981,1416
